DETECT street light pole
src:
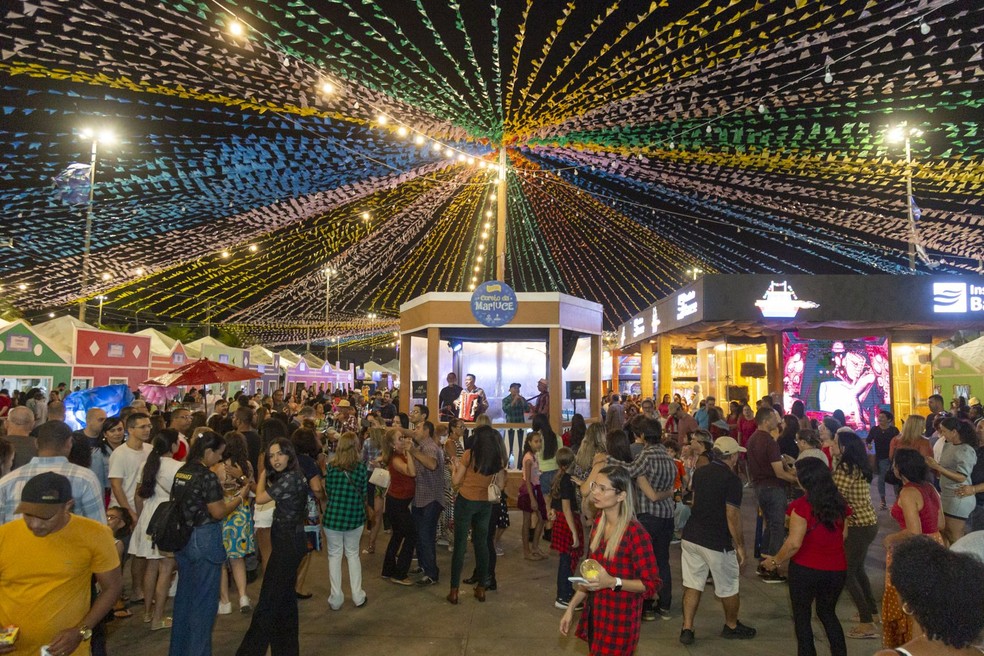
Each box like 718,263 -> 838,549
96,294 -> 106,327
324,267 -> 334,361
888,123 -> 923,273
78,129 -> 113,322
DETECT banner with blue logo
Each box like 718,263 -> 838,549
470,281 -> 518,327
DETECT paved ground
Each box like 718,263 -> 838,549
106,488 -> 896,656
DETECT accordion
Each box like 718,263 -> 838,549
459,391 -> 482,422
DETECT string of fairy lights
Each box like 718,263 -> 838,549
1,0 -> 982,348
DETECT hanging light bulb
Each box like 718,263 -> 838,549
758,103 -> 768,114
320,81 -> 334,95
228,20 -> 245,37
396,126 -> 408,138
919,20 -> 930,35
824,67 -> 833,84
377,114 -> 389,125
414,134 -> 425,145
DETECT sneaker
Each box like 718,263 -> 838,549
217,601 -> 232,615
656,607 -> 671,621
239,595 -> 251,614
642,608 -> 657,622
390,577 -> 414,586
756,563 -> 768,577
761,570 -> 787,584
416,575 -> 438,586
679,628 -> 695,645
495,545 -> 505,556
721,620 -> 756,639
554,598 -> 570,609
409,566 -> 423,575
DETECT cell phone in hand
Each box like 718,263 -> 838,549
568,576 -> 590,585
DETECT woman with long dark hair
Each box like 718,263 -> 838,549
559,465 -> 659,656
927,417 -> 978,545
130,429 -> 181,629
447,425 -> 502,604
779,415 -> 801,459
865,409 -> 899,510
881,448 -> 945,648
761,458 -> 850,656
169,430 -> 249,656
290,427 -> 326,600
217,431 -> 255,615
254,417 -> 291,574
92,417 -> 126,505
830,431 -> 879,640
533,414 -> 560,536
236,438 -> 311,656
566,413 -> 587,453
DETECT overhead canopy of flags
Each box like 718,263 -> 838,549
0,0 -> 982,345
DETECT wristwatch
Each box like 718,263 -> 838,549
613,577 -> 623,592
79,625 -> 92,641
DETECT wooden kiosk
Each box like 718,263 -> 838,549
397,291 -> 605,433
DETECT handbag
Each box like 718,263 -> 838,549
148,469 -> 197,552
488,468 -> 505,502
369,466 -> 391,489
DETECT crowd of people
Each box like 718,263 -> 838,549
0,381 -> 982,656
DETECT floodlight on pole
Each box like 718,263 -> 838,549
78,127 -> 115,322
888,122 -> 924,271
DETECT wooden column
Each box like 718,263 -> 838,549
590,334 -> 602,421
766,334 -> 781,397
657,335 -> 673,399
611,348 -> 621,394
399,333 -> 411,412
548,327 -> 563,431
640,341 -> 654,400
427,327 -> 440,414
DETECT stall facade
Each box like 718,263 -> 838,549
283,357 -> 356,394
33,317 -> 152,390
0,320 -> 73,395
246,345 -> 283,396
185,337 -> 248,398
134,328 -> 189,379
614,274 -> 984,435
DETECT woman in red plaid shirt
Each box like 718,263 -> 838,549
560,465 -> 660,655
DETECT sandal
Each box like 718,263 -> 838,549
150,617 -> 173,631
113,608 -> 133,619
847,625 -> 878,640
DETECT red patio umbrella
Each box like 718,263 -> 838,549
141,357 -> 260,388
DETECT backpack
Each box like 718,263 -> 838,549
147,469 -> 197,552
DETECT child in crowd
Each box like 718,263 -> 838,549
517,431 -> 546,560
548,447 -> 582,609
106,506 -> 134,619
663,440 -> 691,542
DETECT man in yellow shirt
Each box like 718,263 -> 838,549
0,473 -> 121,656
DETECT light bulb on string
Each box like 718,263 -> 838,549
920,20 -> 930,35
228,20 -> 245,37
396,126 -> 408,138
320,81 -> 334,95
377,114 -> 389,125
824,67 -> 833,84
758,103 -> 768,114
413,134 -> 425,145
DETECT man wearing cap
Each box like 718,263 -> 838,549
0,421 -> 105,525
502,384 -> 531,466
333,399 -> 359,434
0,472 -> 122,656
532,378 -> 550,417
678,436 -> 756,646
668,402 -> 700,446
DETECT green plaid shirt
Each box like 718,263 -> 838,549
322,462 -> 368,531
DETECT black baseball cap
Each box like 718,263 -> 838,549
15,472 -> 72,519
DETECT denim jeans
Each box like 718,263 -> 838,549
876,459 -> 891,504
556,552 -> 575,602
170,522 -> 224,656
412,500 -> 442,580
237,523 -> 307,656
637,513 -> 674,612
326,525 -> 366,609
450,496 -> 492,587
539,470 -> 557,500
755,485 -> 788,557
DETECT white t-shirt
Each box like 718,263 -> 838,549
108,442 -> 153,509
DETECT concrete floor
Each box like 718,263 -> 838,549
106,489 -> 896,656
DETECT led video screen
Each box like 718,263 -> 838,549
782,332 -> 890,437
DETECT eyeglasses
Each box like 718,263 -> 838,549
589,481 -> 617,494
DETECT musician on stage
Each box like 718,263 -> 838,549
455,374 -> 488,422
439,373 -> 463,421
533,378 -> 550,417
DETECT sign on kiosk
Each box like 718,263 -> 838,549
471,280 -> 518,327
933,282 -> 984,313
